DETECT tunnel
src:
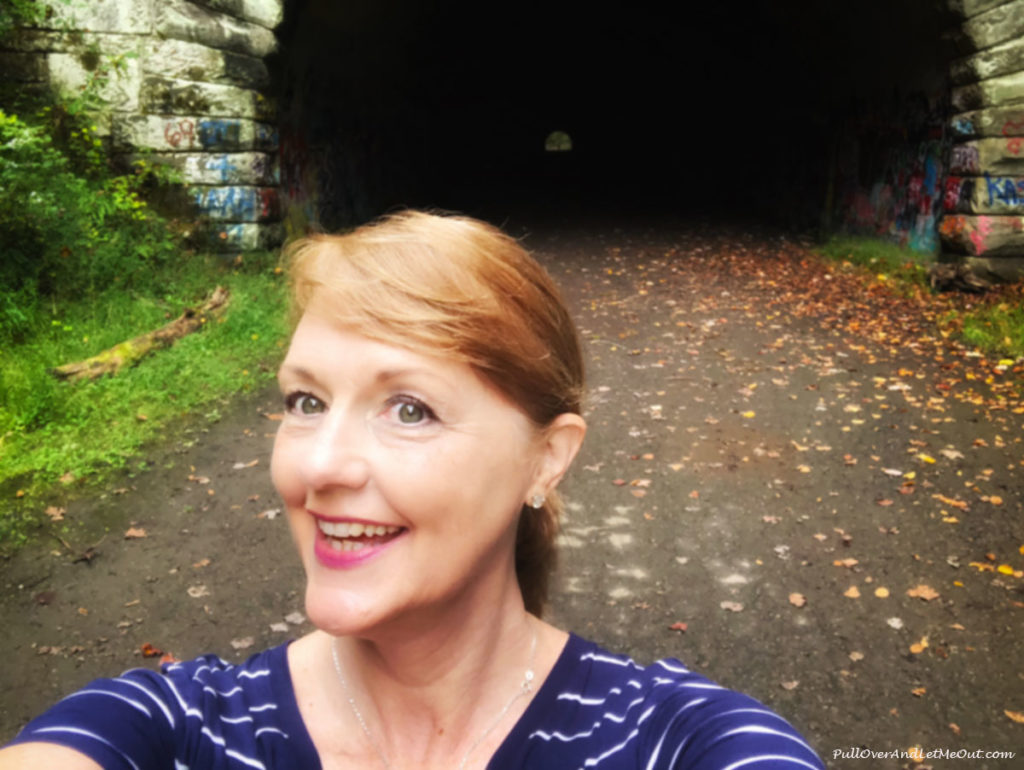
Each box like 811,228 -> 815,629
268,0 -> 959,235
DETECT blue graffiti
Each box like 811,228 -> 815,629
205,154 -> 238,182
984,172 -> 1024,208
951,116 -> 975,137
194,186 -> 256,220
197,119 -> 242,149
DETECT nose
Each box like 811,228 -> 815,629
301,409 -> 371,491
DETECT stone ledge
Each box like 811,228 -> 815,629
946,0 -> 1009,20
190,0 -> 283,31
140,76 -> 275,120
190,184 -> 280,222
950,137 -> 1024,175
144,151 -> 279,186
142,38 -> 269,88
952,70 -> 1024,111
955,0 -> 1024,53
944,175 -> 1024,214
950,36 -> 1024,84
46,0 -> 153,35
939,213 -> 1024,256
961,254 -> 1024,281
112,114 -> 278,152
950,107 -> 1024,138
156,0 -> 277,59
48,49 -> 143,112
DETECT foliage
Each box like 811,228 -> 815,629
0,109 -> 181,342
0,258 -> 290,546
0,0 -> 46,39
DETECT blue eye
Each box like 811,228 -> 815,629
285,392 -> 325,415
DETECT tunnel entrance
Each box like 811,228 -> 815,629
270,0 -> 957,236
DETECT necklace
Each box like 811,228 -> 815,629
330,624 -> 538,770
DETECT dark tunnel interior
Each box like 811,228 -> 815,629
270,1 -> 959,232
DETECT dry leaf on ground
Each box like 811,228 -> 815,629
788,593 -> 807,607
907,584 -> 940,601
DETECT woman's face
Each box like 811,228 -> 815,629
271,311 -> 545,637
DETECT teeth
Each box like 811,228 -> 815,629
318,520 -> 400,539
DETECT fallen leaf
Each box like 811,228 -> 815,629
843,586 -> 861,598
269,622 -> 289,633
797,464 -> 811,473
909,636 -> 929,654
59,472 -> 75,484
124,527 -> 147,539
874,587 -> 890,598
257,508 -> 281,520
741,411 -> 755,418
285,611 -> 305,625
263,412 -> 283,421
911,687 -> 926,697
1005,710 -> 1024,724
812,533 -> 828,541
187,584 -> 210,599
232,459 -> 259,470
988,495 -> 1003,505
668,621 -> 688,632
833,558 -> 859,568
45,506 -> 65,522
780,680 -> 799,691
720,601 -> 744,612
907,584 -> 940,601
762,515 -> 781,524
612,479 -> 627,486
192,558 -> 211,569
788,593 -> 807,607
230,636 -> 255,651
140,642 -> 163,658
876,499 -> 894,507
939,448 -> 964,460
932,494 -> 968,510
949,723 -> 961,736
887,617 -> 904,629
848,651 -> 864,662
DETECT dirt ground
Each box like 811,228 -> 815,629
2,220 -> 1022,768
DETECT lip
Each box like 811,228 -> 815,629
310,511 -> 406,569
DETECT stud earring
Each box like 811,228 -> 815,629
530,493 -> 545,509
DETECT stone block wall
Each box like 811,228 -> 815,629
942,0 -> 1024,280
0,0 -> 284,251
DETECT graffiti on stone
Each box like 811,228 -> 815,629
204,154 -> 239,182
950,144 -> 980,174
198,119 -> 242,150
164,119 -> 196,149
984,173 -> 1024,208
192,186 -> 278,221
951,115 -> 975,137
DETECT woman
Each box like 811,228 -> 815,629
1,211 -> 823,769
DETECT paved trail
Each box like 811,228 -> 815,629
2,221 -> 1022,767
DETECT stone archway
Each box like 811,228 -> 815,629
1,0 -> 1023,278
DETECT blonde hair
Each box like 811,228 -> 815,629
283,210 -> 584,615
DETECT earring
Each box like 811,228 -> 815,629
530,493 -> 545,509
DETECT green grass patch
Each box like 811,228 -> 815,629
817,235 -> 932,287
953,295 -> 1024,359
0,255 -> 290,546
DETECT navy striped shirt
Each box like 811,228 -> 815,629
9,634 -> 823,769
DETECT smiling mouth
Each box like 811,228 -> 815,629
316,520 -> 404,552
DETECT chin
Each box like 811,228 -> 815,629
303,579 -> 379,638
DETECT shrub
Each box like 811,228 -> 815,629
0,110 -> 181,342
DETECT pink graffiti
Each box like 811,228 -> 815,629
164,119 -> 196,149
1001,118 -> 1024,136
969,216 -> 992,255
943,177 -> 963,211
1007,137 -> 1023,156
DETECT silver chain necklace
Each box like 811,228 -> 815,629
330,627 -> 538,770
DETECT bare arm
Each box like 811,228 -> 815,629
0,742 -> 102,770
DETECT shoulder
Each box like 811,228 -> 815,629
7,643 -> 318,770
507,634 -> 823,770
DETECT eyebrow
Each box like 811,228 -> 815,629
277,363 -> 453,390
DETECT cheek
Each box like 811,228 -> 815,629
270,433 -> 303,505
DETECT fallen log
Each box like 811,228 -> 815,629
50,286 -> 231,382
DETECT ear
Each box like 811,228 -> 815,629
531,413 -> 586,497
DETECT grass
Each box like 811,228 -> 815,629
817,235 -> 932,288
816,235 -> 1024,359
0,253 -> 291,546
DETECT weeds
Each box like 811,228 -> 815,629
815,235 -> 1024,359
